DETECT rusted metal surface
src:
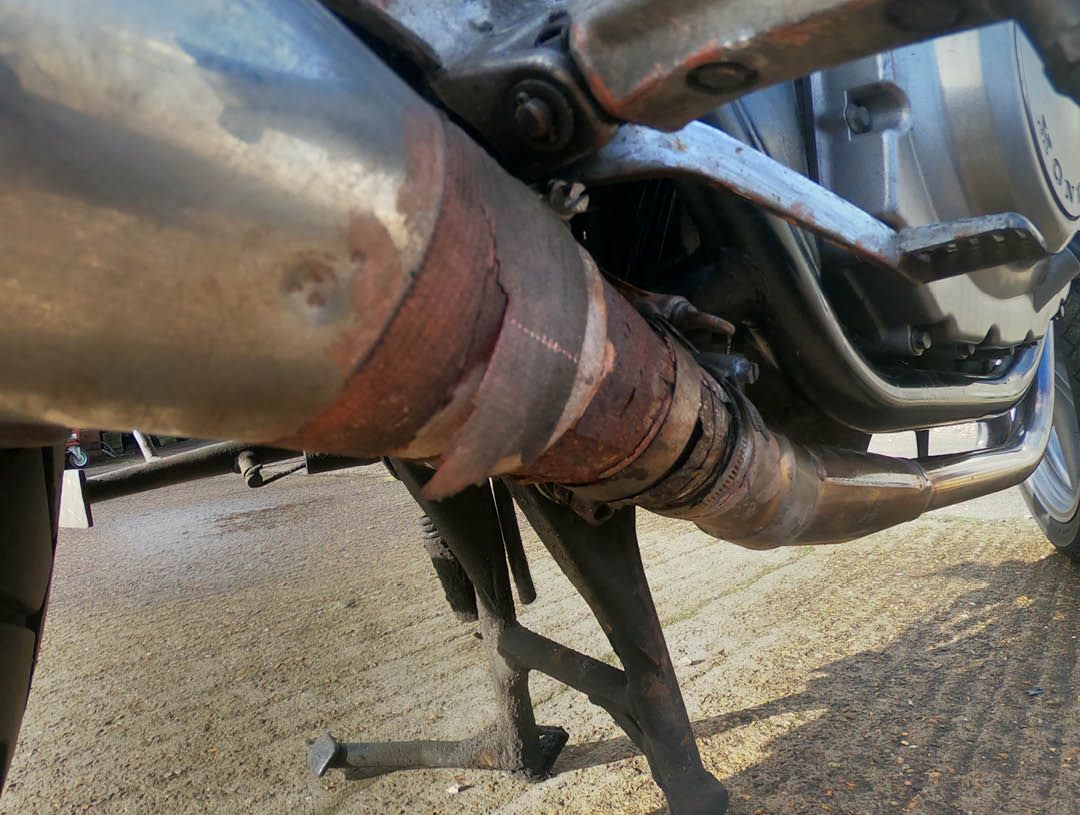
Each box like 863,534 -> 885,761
576,123 -> 1060,285
322,0 -> 1080,143
311,461 -> 570,780
0,0 -> 1058,549
0,0 -> 444,443
278,111 -> 616,498
493,480 -> 536,606
525,285 -> 674,485
510,493 -> 731,813
82,443 -> 297,504
571,340 -> 708,503
565,0 -> 1005,130
595,336 -> 1054,549
418,513 -> 478,623
578,124 -> 1050,433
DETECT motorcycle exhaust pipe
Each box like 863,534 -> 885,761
0,0 -> 1053,545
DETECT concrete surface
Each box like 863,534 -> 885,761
2,428 -> 1078,814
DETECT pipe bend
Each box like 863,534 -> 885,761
576,334 -> 1054,548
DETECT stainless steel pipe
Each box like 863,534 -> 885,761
0,0 -> 447,443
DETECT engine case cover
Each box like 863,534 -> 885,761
811,22 -> 1078,350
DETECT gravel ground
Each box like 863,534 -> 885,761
3,430 -> 1080,814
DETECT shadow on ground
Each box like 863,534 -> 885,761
557,555 -> 1080,815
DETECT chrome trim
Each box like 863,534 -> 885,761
924,332 -> 1055,509
1025,355 -> 1080,522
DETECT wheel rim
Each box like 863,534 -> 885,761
1029,357 -> 1080,523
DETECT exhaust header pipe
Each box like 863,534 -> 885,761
0,0 -> 1053,546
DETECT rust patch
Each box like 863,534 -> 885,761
396,108 -> 445,225
525,287 -> 674,485
281,251 -> 343,323
276,121 -> 507,457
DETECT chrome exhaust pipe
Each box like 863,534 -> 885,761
0,0 -> 461,444
0,0 -> 1055,545
585,335 -> 1054,548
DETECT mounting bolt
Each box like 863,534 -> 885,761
844,103 -> 873,134
514,92 -> 555,144
912,329 -> 932,355
686,61 -> 758,95
509,80 -> 574,152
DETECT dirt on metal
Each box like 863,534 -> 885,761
3,435 -> 1080,814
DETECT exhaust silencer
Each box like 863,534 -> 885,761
0,0 -> 1054,546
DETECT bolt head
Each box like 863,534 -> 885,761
687,61 -> 758,95
844,103 -> 873,134
513,94 -> 555,145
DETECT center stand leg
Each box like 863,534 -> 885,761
309,461 -> 566,779
510,486 -> 730,814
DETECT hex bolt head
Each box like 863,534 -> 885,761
686,61 -> 758,95
509,80 -> 574,152
514,92 -> 556,146
844,103 -> 873,135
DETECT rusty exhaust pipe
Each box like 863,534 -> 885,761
0,0 -> 1053,546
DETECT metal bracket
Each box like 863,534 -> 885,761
576,122 -> 1057,284
565,0 -> 1079,130
423,9 -> 615,175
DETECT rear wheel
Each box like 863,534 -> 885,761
1021,296 -> 1080,559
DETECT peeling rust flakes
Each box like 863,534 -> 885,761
281,251 -> 339,315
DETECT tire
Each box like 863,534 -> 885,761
1021,294 -> 1080,560
66,446 -> 88,469
0,447 -> 62,794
